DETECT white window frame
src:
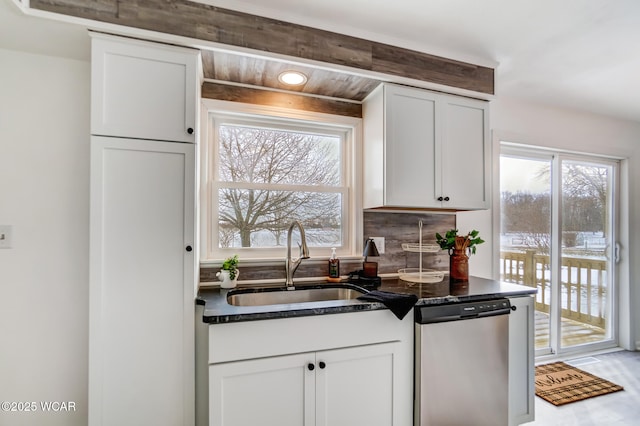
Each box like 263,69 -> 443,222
200,99 -> 363,265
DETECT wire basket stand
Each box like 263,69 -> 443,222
397,220 -> 444,284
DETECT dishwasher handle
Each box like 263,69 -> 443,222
415,298 -> 511,324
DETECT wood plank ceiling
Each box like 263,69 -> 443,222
201,50 -> 381,102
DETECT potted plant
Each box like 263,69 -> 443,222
217,255 -> 239,289
435,229 -> 484,282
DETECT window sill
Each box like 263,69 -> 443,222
200,256 -> 364,268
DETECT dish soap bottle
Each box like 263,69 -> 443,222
328,247 -> 340,279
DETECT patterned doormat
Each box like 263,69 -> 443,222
535,361 -> 624,406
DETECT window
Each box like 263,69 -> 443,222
202,101 -> 360,261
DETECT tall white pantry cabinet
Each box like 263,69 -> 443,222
89,32 -> 201,426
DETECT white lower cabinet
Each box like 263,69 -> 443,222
317,343 -> 396,426
207,310 -> 413,426
89,136 -> 196,426
210,343 -> 397,426
508,295 -> 536,425
210,352 -> 312,426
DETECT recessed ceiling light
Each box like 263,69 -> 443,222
278,70 -> 307,86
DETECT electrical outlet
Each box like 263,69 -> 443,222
371,236 -> 385,254
0,225 -> 12,249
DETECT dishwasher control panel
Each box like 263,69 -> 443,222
415,298 -> 511,324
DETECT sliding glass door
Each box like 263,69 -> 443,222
500,145 -> 618,356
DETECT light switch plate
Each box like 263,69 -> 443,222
0,225 -> 13,249
371,236 -> 385,254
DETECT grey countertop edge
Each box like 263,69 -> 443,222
198,276 -> 537,324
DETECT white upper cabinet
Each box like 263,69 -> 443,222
90,32 -> 201,143
440,95 -> 491,209
363,83 -> 490,210
383,86 -> 438,207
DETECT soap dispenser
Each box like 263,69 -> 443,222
328,247 -> 340,279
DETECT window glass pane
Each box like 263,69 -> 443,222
218,124 -> 341,186
500,156 -> 552,250
207,109 -> 355,259
500,155 -> 552,350
218,189 -> 342,248
560,161 -> 613,348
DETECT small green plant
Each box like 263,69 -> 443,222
221,255 -> 239,280
435,229 -> 484,255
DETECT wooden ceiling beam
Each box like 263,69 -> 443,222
30,0 -> 494,94
201,82 -> 362,118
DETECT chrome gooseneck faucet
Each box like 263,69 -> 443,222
285,221 -> 310,289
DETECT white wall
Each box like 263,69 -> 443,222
0,47 -> 90,425
459,96 -> 640,350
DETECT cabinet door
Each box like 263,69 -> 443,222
440,95 -> 490,209
91,33 -> 199,143
384,85 -> 439,207
89,137 -> 195,426
316,343 -> 398,426
209,353 -> 315,426
508,296 -> 535,426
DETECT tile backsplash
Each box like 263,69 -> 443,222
200,210 -> 456,283
363,211 -> 455,274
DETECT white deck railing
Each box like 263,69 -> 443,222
501,250 -> 607,328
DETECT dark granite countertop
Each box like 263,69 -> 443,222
198,276 -> 536,324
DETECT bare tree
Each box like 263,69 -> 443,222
501,191 -> 551,252
217,125 -> 340,247
562,164 -> 607,201
536,163 -> 608,235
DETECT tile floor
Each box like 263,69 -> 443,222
525,350 -> 640,425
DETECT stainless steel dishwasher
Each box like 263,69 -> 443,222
415,298 -> 512,426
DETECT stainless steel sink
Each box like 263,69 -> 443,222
227,284 -> 368,307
